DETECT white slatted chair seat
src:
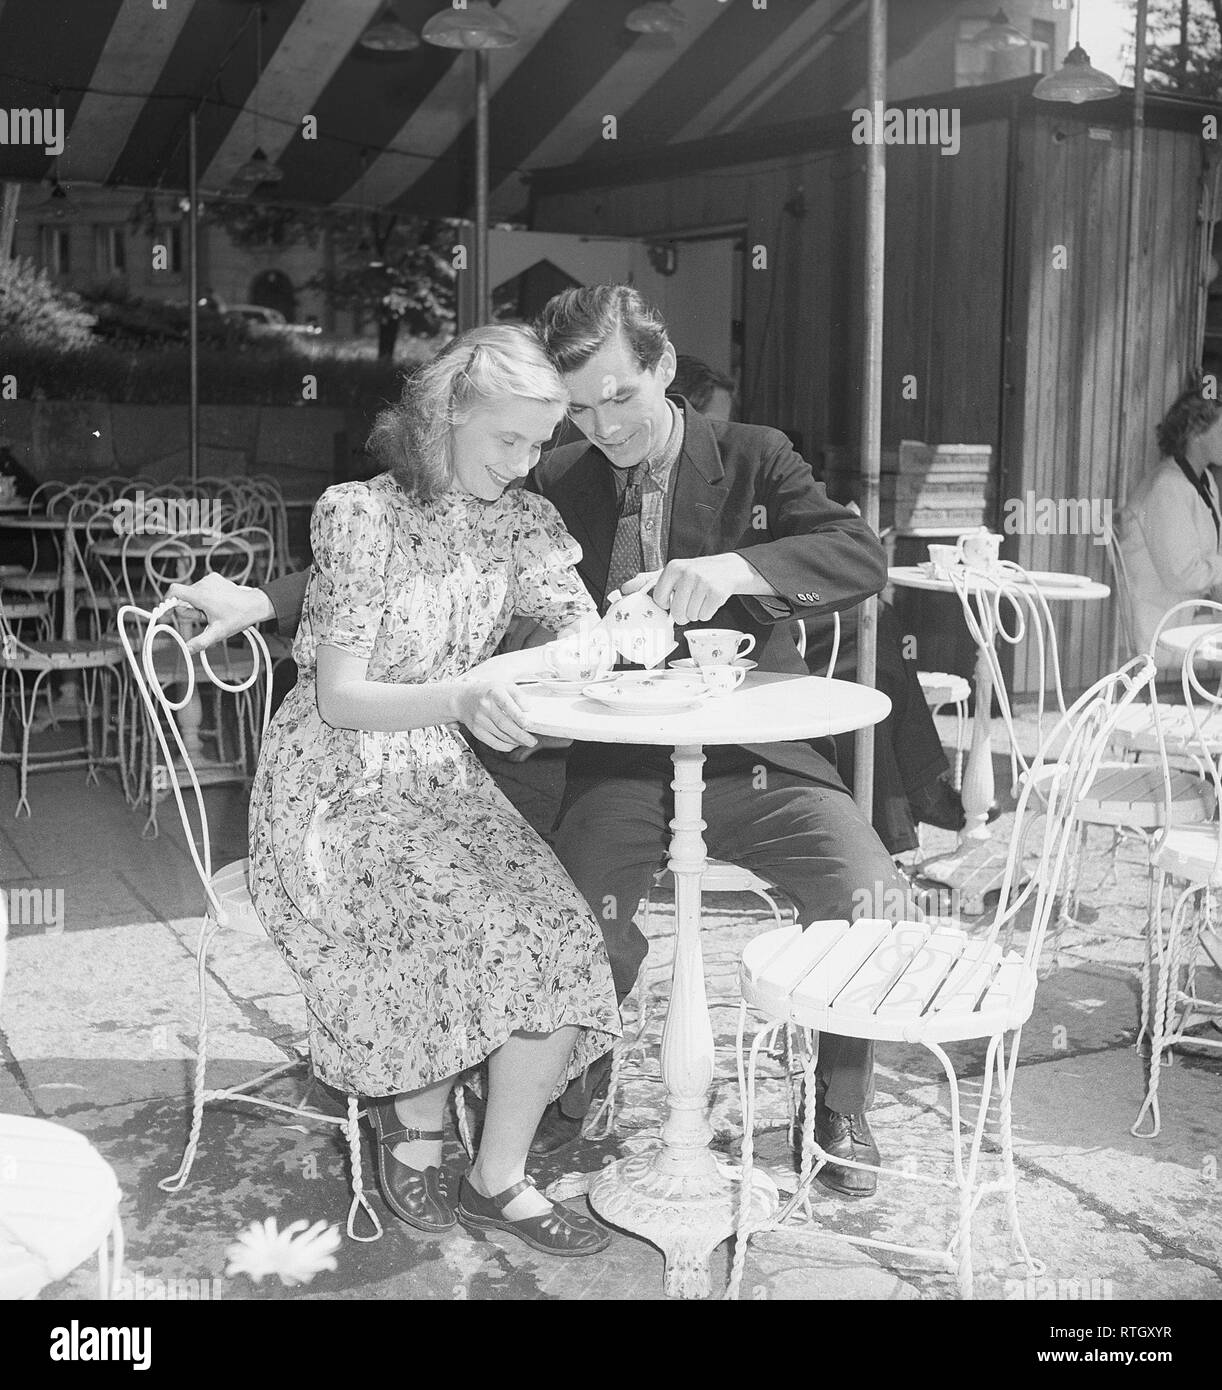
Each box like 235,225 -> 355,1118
0,597 -> 50,621
1,638 -> 126,671
0,1113 -> 124,1299
3,573 -> 89,595
1029,761 -> 1214,828
1109,702 -> 1222,757
918,671 -> 970,707
1149,826 -> 1222,887
740,920 -> 1030,1046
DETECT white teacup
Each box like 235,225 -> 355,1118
699,664 -> 746,695
545,633 -> 613,682
957,530 -> 1002,572
927,543 -> 960,577
686,628 -> 756,667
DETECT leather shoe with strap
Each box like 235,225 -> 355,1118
813,1099 -> 880,1197
456,1175 -> 611,1257
366,1096 -> 455,1232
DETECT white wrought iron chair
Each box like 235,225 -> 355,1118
117,597 -> 387,1242
727,655 -> 1157,1300
1131,613 -> 1222,1137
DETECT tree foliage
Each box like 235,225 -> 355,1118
201,198 -> 457,357
0,256 -> 97,350
1138,0 -> 1222,98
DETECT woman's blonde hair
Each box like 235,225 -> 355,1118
368,323 -> 567,499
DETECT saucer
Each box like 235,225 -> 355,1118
583,676 -> 710,714
529,671 -> 616,692
667,657 -> 757,672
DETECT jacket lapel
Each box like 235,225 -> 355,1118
667,400 -> 730,561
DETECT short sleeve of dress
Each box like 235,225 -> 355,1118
306,485 -> 394,659
513,491 -> 598,633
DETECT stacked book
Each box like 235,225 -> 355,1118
817,440 -> 992,532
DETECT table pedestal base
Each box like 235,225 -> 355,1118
587,1151 -> 777,1299
916,839 -> 1012,916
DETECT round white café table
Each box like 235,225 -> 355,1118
888,565 -> 1109,845
519,670 -> 891,1299
1156,622 -> 1222,663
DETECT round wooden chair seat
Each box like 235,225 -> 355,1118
1150,826 -> 1222,885
0,1113 -> 123,1299
0,598 -> 51,621
739,920 -> 1032,1045
208,858 -> 266,937
1029,760 -> 1214,828
3,574 -> 89,595
918,671 -> 971,707
1109,703 -> 1222,757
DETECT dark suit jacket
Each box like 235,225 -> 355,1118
261,398 -> 887,795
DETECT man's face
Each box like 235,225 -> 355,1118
561,331 -> 676,470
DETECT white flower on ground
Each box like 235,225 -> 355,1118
224,1217 -> 341,1287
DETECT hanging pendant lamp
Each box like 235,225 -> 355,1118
421,2 -> 519,50
1033,42 -> 1121,103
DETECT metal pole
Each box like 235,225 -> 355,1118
0,181 -> 20,261
853,0 -> 886,821
474,49 -> 490,326
188,108 -> 200,484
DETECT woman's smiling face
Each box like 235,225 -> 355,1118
450,396 -> 565,501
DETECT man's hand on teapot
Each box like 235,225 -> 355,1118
620,553 -> 757,625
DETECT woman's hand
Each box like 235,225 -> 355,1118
453,679 -> 538,753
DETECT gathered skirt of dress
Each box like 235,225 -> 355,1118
248,678 -> 621,1099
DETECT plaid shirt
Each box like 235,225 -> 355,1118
610,400 -> 684,574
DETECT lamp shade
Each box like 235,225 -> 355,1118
421,2 -> 519,50
359,9 -> 419,52
1032,43 -> 1121,103
232,147 -> 284,186
625,2 -> 686,35
974,9 -> 1029,52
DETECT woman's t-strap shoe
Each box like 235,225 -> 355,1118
456,1175 -> 610,1256
366,1097 -> 455,1232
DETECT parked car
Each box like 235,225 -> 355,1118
223,304 -> 322,337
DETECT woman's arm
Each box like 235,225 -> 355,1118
316,644 -> 537,752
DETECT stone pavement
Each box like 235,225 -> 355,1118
1,708 -> 1219,1302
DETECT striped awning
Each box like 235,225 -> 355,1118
0,0 -> 952,219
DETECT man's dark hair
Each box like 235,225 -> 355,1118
535,284 -> 669,375
672,354 -> 736,413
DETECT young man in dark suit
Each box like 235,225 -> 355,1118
170,285 -> 914,1194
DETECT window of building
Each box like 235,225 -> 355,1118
41,225 -> 70,274
1030,19 -> 1056,76
96,225 -> 126,275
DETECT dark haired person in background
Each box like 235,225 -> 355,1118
672,354 -> 736,421
1120,383 -> 1222,667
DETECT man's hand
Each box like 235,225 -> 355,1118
166,573 -> 275,655
622,553 -> 764,625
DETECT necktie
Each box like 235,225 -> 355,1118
606,464 -> 645,598
1174,455 -> 1221,541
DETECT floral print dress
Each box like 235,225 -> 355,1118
248,472 -> 621,1098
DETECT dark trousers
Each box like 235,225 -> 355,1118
805,602 -> 949,853
551,757 -> 917,1117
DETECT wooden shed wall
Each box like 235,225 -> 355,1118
1006,114 -> 1210,696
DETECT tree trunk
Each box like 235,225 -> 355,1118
377,315 -> 400,360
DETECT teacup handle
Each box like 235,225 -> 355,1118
728,666 -> 747,689
734,634 -> 756,659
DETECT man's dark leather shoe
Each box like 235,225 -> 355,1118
528,1053 -> 613,1157
812,1100 -> 880,1197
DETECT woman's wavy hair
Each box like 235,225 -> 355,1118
367,324 -> 567,499
1156,384 -> 1222,459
